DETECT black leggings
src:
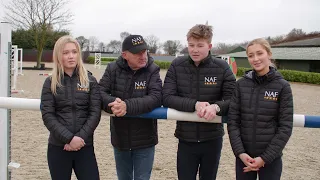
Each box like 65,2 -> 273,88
47,144 -> 100,180
236,157 -> 282,180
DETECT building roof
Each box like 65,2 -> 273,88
219,47 -> 320,60
228,46 -> 246,53
272,37 -> 320,47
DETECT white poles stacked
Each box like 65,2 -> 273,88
10,45 -> 23,93
0,22 -> 12,180
11,45 -> 18,90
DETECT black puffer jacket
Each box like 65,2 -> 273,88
41,71 -> 101,146
99,55 -> 162,150
162,55 -> 236,142
227,67 -> 293,164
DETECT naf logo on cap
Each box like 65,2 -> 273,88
132,37 -> 144,46
264,91 -> 278,101
204,77 -> 217,85
135,81 -> 146,90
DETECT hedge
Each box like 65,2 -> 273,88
154,61 -> 172,69
236,67 -> 320,84
277,69 -> 320,84
87,56 -> 117,64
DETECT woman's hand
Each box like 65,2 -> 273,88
69,136 -> 85,151
239,153 -> 258,172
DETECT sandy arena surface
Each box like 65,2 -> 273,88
8,62 -> 320,180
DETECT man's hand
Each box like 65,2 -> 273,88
201,104 -> 218,121
195,101 -> 210,118
69,136 -> 85,151
108,98 -> 122,108
108,98 -> 127,117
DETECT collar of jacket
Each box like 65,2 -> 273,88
63,67 -> 78,77
188,51 -> 212,66
62,67 -> 92,78
116,53 -> 154,71
244,66 -> 282,84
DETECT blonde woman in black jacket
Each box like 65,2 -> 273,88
227,38 -> 293,180
41,36 -> 101,180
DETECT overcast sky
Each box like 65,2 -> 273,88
1,0 -> 320,46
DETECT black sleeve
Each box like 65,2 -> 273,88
99,63 -> 117,113
40,77 -> 74,144
162,62 -> 197,112
260,82 -> 293,164
124,65 -> 162,115
227,82 -> 246,157
214,63 -> 236,116
75,77 -> 102,142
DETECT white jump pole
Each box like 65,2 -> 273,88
0,97 -> 320,128
0,22 -> 12,180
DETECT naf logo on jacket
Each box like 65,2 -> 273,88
264,91 -> 279,101
204,77 -> 217,85
77,83 -> 89,92
135,81 -> 146,90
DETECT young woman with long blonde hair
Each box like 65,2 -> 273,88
41,35 -> 101,180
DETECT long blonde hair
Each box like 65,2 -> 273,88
51,35 -> 89,94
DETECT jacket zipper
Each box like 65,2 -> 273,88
249,86 -> 254,108
196,67 -> 200,142
252,86 -> 261,156
70,76 -> 77,134
64,78 -> 68,99
128,71 -> 135,150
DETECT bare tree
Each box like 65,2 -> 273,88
4,0 -> 73,68
163,40 -> 183,55
156,49 -> 162,54
89,36 -> 99,51
107,40 -> 121,53
286,28 -> 306,40
98,42 -> 104,52
180,46 -> 188,55
145,35 -> 160,53
120,31 -> 131,43
76,36 -> 88,50
268,35 -> 285,44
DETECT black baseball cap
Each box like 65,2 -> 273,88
122,35 -> 148,54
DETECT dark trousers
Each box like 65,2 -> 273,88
177,137 -> 223,180
236,157 -> 282,180
47,144 -> 100,180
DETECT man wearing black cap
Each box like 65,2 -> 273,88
99,35 -> 162,180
